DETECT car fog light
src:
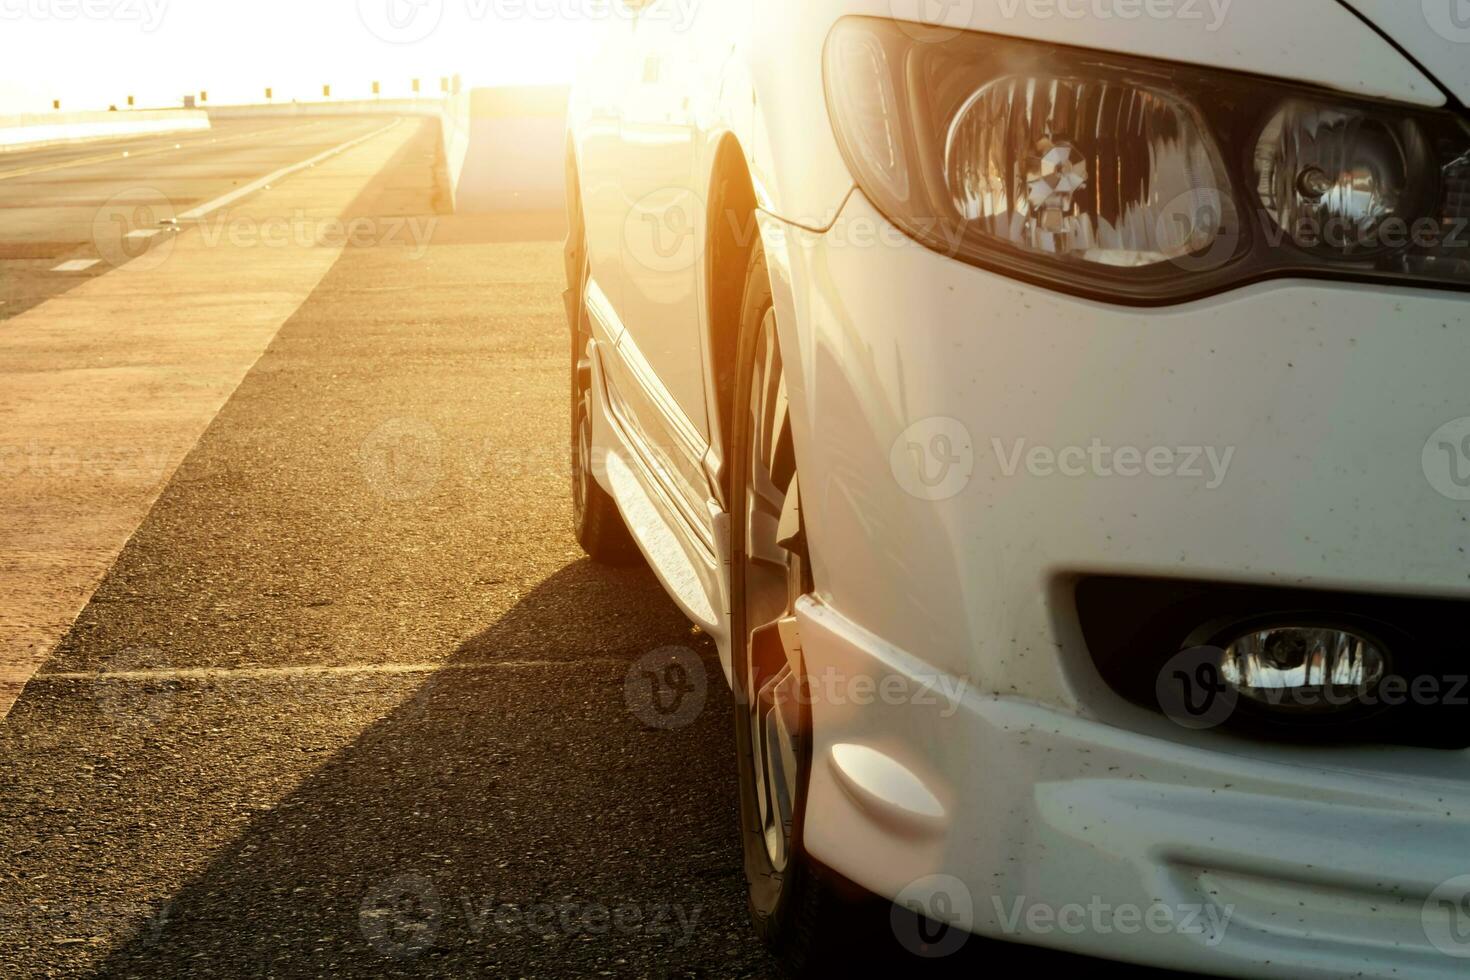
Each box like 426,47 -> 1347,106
1218,625 -> 1388,715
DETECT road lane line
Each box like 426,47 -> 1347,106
177,120 -> 401,222
51,259 -> 100,272
0,122 -> 330,183
32,659 -> 630,683
124,229 -> 161,240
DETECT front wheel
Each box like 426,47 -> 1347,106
729,239 -> 871,974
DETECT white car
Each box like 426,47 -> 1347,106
564,1 -> 1470,975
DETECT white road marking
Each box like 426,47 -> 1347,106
51,259 -> 100,272
124,229 -> 161,240
34,659 -> 624,683
176,120 -> 401,222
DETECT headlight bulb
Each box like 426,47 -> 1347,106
1025,138 -> 1088,234
1253,101 -> 1431,257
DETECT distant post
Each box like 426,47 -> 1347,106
372,81 -> 381,97
127,95 -> 135,108
412,78 -> 421,96
265,87 -> 273,101
323,84 -> 332,99
52,99 -> 60,110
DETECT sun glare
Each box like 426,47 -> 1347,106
0,0 -> 601,113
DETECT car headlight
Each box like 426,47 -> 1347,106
823,17 -> 1470,304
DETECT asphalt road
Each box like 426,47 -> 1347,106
0,116 -> 788,978
0,123 -> 1196,979
0,116 -> 398,321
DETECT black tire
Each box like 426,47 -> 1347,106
729,238 -> 874,975
569,239 -> 640,566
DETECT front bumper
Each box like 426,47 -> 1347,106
762,192 -> 1470,975
799,597 -> 1470,978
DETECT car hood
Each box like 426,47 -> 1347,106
1336,1 -> 1470,105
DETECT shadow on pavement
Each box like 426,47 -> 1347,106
88,557 -> 1214,980
93,559 -> 773,978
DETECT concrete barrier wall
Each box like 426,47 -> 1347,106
453,86 -> 568,213
207,88 -> 567,214
0,110 -> 211,153
208,98 -> 475,212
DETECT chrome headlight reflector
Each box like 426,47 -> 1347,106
824,17 -> 1470,303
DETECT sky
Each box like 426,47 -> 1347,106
0,0 -> 608,114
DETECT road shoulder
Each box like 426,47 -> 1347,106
0,118 -> 427,718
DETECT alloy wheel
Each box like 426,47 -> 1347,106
740,308 -> 806,873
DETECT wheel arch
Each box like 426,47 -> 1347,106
562,134 -> 584,320
702,131 -> 761,507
